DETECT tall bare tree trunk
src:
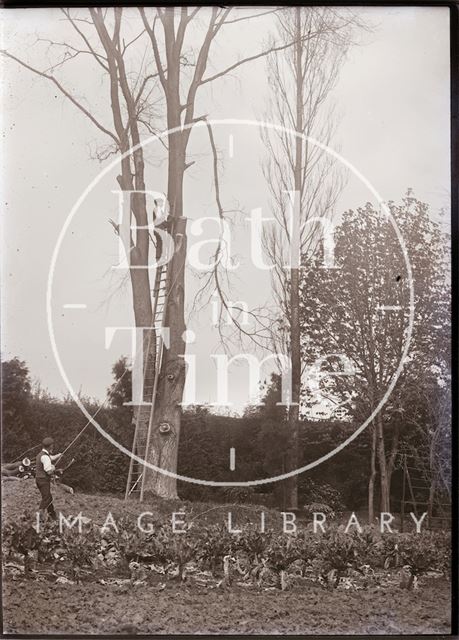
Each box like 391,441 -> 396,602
284,7 -> 303,510
385,422 -> 400,511
376,413 -> 390,511
115,124 -> 154,481
262,8 -> 353,509
142,216 -> 187,499
143,34 -> 188,498
368,423 -> 377,523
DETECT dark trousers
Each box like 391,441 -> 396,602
36,478 -> 56,520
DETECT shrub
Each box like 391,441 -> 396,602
236,528 -> 270,562
265,535 -> 302,590
163,530 -> 199,580
317,529 -> 363,586
299,478 -> 346,512
220,487 -> 256,504
302,502 -> 336,519
195,525 -> 234,575
397,531 -> 448,585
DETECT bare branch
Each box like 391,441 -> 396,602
221,9 -> 281,25
198,120 -> 273,350
121,28 -> 147,55
61,8 -> 109,71
139,8 -> 167,90
134,73 -> 160,105
1,49 -> 119,145
201,33 -> 319,86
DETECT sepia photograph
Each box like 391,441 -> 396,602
0,3 -> 455,636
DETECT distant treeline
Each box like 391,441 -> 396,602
2,356 -> 429,512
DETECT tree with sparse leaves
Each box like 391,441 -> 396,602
261,6 -> 360,508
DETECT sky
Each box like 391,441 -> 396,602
0,6 -> 451,414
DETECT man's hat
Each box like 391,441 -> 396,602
42,437 -> 54,448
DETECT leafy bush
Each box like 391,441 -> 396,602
236,528 -> 271,563
397,531 -> 445,577
195,525 -> 234,575
302,502 -> 336,519
163,529 -> 199,580
3,515 -> 40,571
220,487 -> 256,504
265,535 -> 302,590
299,478 -> 346,512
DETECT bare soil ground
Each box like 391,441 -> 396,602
3,577 -> 451,635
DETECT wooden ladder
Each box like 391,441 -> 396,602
125,260 -> 169,501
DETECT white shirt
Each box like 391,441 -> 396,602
41,449 -> 60,474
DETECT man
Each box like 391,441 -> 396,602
35,437 -> 62,522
